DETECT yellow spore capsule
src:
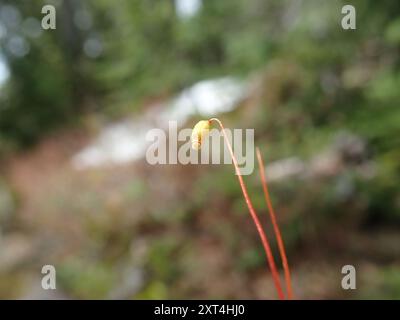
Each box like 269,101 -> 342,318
191,120 -> 210,150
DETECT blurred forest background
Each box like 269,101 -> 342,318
0,0 -> 400,299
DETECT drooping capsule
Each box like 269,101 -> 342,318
191,120 -> 210,150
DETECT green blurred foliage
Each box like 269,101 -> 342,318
57,258 -> 115,299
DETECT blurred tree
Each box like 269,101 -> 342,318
0,0 -> 105,149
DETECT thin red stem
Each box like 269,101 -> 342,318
256,147 -> 294,299
209,118 -> 285,300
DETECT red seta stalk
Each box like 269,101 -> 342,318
256,147 -> 294,299
209,118 -> 285,300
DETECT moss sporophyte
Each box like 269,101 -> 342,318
191,118 -> 293,300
